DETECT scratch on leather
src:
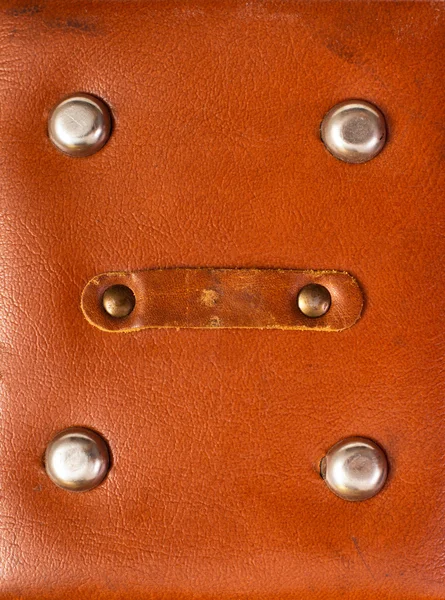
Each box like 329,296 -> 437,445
351,536 -> 376,581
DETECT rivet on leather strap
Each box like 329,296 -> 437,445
81,268 -> 363,333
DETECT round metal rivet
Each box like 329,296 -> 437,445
321,437 -> 388,502
45,427 -> 110,492
48,93 -> 112,157
102,285 -> 136,319
297,283 -> 331,318
321,100 -> 386,163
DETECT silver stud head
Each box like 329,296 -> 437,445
321,437 -> 388,501
321,100 -> 386,163
102,285 -> 136,319
297,283 -> 331,318
45,427 -> 110,492
48,93 -> 112,157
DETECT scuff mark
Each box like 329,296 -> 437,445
44,16 -> 98,34
5,4 -> 43,17
209,316 -> 221,327
200,289 -> 219,307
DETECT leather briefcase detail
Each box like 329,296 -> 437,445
0,1 -> 444,599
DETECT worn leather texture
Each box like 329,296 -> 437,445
0,0 -> 444,598
81,268 -> 363,331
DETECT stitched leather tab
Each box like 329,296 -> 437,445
81,268 -> 363,332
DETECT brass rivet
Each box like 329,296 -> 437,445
321,100 -> 386,163
297,283 -> 331,318
45,427 -> 110,492
102,285 -> 135,318
321,437 -> 388,502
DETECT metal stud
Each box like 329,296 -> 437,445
45,427 -> 110,492
297,283 -> 331,318
321,100 -> 386,163
321,437 -> 388,502
48,93 -> 112,157
102,285 -> 136,319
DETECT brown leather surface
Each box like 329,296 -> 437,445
81,268 -> 363,331
0,0 -> 444,598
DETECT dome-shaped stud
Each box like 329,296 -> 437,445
102,285 -> 136,318
297,283 -> 331,318
321,100 -> 386,163
45,427 -> 110,492
321,437 -> 388,501
48,93 -> 112,157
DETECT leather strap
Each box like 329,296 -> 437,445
81,268 -> 363,332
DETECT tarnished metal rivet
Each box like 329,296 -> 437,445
102,285 -> 135,319
45,427 -> 110,492
48,93 -> 112,157
297,283 -> 331,318
321,100 -> 386,163
321,437 -> 388,502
